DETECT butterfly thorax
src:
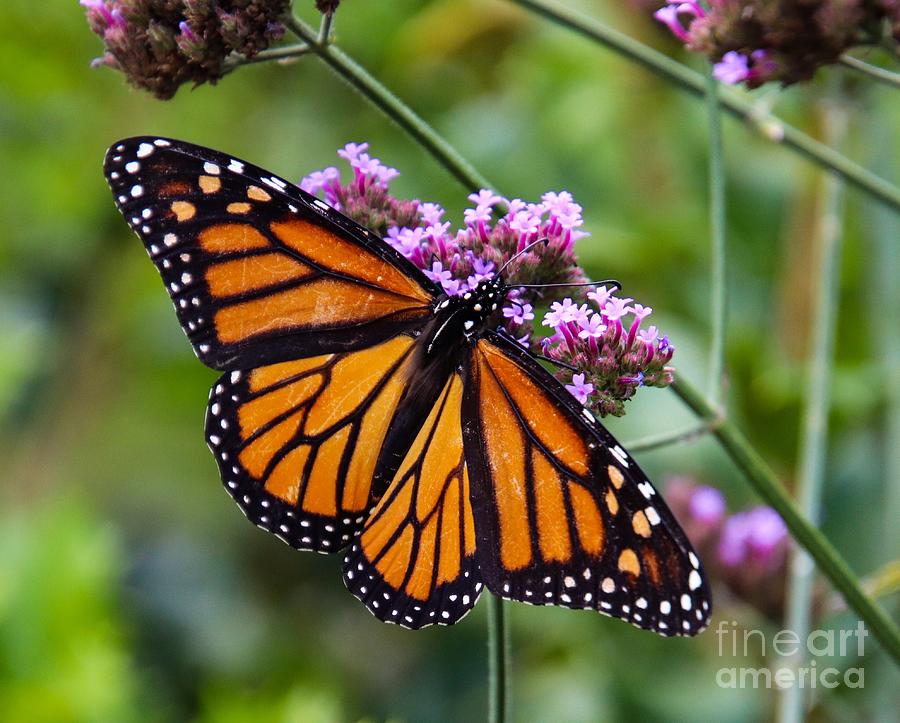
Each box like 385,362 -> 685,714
423,277 -> 507,359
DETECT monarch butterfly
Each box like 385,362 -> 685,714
104,137 -> 711,635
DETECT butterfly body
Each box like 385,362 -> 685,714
104,137 -> 712,634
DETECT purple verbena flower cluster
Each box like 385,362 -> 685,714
81,0 -> 288,99
301,143 -> 674,416
653,0 -> 900,88
666,478 -> 793,620
541,288 -> 675,417
300,143 -> 420,236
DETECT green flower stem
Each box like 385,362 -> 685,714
777,95 -> 848,723
671,377 -> 900,664
226,42 -> 310,69
624,421 -> 718,453
705,65 -> 727,406
285,15 -> 494,192
840,54 -> 900,90
487,594 -> 510,723
508,0 -> 900,214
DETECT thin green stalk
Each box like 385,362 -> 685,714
225,42 -> 310,70
508,0 -> 900,213
705,65 -> 727,406
487,594 -> 510,723
624,421 -> 717,453
285,15 -> 493,192
672,377 -> 900,663
840,54 -> 900,90
777,96 -> 848,723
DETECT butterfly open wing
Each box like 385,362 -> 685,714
104,137 -> 437,371
105,136 -> 712,636
206,334 -> 425,552
343,374 -> 482,628
462,332 -> 712,636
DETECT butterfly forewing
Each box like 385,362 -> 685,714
462,332 -> 711,636
343,374 -> 482,628
104,137 -> 437,371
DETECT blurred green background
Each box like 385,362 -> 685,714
1,1 -> 898,721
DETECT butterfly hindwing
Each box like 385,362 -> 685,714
462,332 -> 711,636
104,137 -> 438,371
207,333 -> 420,552
343,374 -> 482,628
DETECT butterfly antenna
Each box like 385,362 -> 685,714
513,278 -> 622,293
497,238 -> 550,276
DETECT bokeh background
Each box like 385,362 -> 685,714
1,2 -> 898,721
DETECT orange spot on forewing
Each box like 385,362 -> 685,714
643,549 -> 662,585
632,510 -> 651,538
198,223 -> 268,253
159,180 -> 191,197
605,489 -> 619,515
199,175 -> 221,194
213,277 -> 428,345
170,201 -> 196,221
247,185 -> 271,201
608,465 -> 625,489
206,253 -> 314,298
270,218 -> 432,303
618,548 -> 641,577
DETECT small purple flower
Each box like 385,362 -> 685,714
509,210 -> 541,242
689,486 -> 726,526
337,142 -> 369,165
424,260 -> 457,294
637,325 -> 659,344
713,51 -> 751,84
544,298 -> 588,327
504,198 -> 527,218
602,297 -> 634,322
745,507 -> 788,560
392,227 -> 424,258
300,166 -> 340,195
468,189 -> 502,208
418,202 -> 445,225
464,205 -> 492,226
503,302 -> 535,326
718,507 -> 788,568
587,285 -> 614,309
577,313 -> 606,339
653,3 -> 698,43
565,373 -> 594,405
